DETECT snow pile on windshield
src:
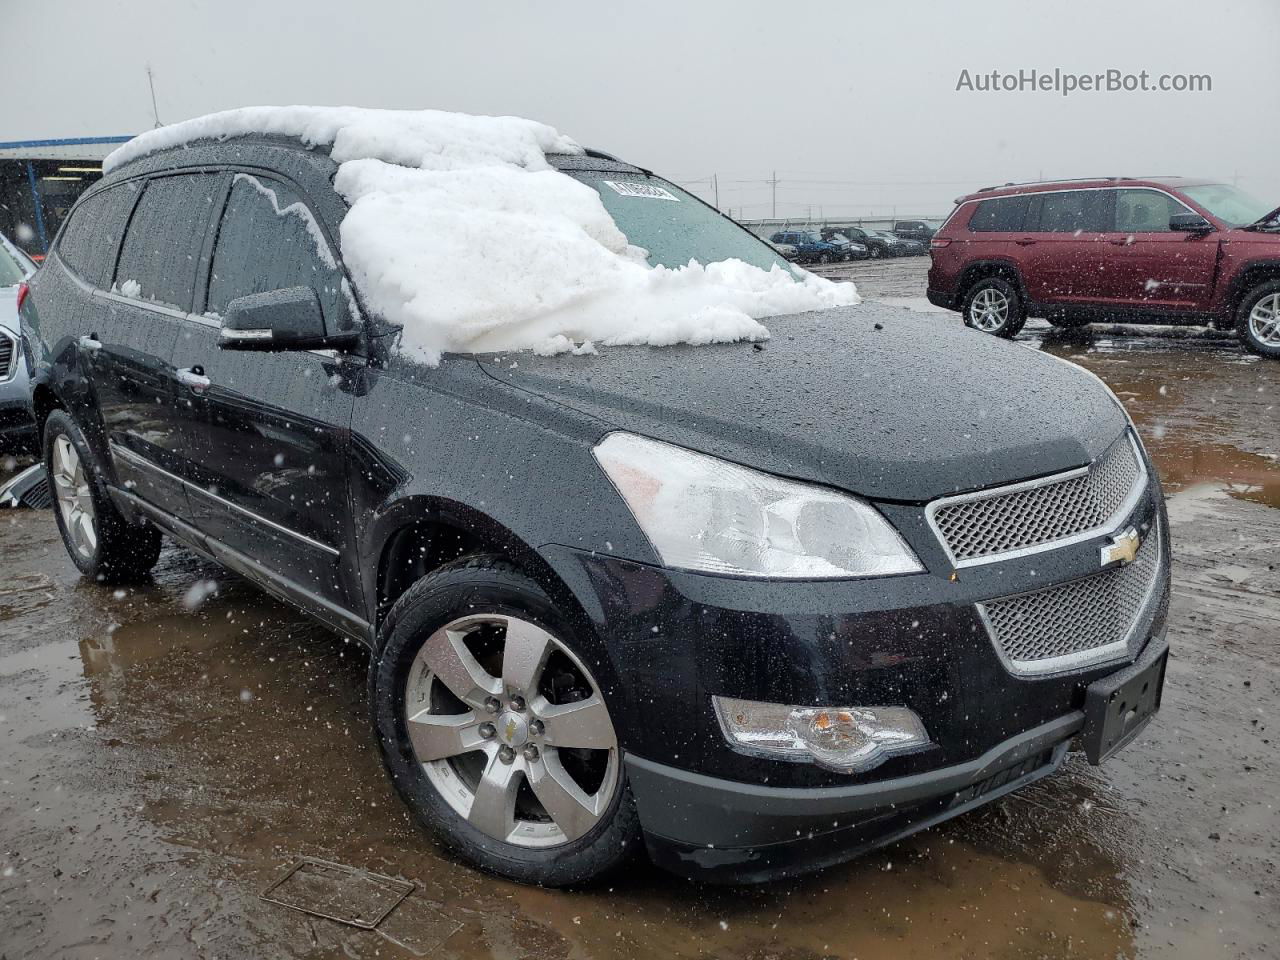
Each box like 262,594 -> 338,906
105,106 -> 857,363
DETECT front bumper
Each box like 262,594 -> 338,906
0,346 -> 36,454
626,631 -> 1167,882
539,447 -> 1170,880
630,713 -> 1077,882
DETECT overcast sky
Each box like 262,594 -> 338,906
7,0 -> 1278,220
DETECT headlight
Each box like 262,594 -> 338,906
593,432 -> 921,579
713,696 -> 930,774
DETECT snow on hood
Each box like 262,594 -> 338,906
105,106 -> 857,363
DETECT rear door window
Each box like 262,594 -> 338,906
968,195 -> 1030,232
114,173 -> 223,309
205,174 -> 346,321
1114,189 -> 1190,232
1030,190 -> 1110,232
57,184 -> 138,288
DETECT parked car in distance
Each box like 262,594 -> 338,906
837,226 -> 915,259
928,177 -> 1280,356
769,229 -> 849,264
893,219 -> 940,245
769,240 -> 798,260
868,229 -> 921,257
23,120 -> 1171,887
0,232 -> 36,454
817,229 -> 870,260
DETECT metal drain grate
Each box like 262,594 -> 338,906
261,858 -> 414,930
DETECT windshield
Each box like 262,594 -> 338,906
1180,184 -> 1274,227
569,172 -> 788,272
0,237 -> 32,286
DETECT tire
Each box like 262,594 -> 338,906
961,276 -> 1027,338
1235,279 -> 1280,358
869,246 -> 883,259
818,252 -> 832,265
43,409 -> 162,583
370,554 -> 640,886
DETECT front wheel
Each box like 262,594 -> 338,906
43,409 -> 161,583
962,276 -> 1027,338
818,252 -> 833,265
1236,281 -> 1280,358
370,554 -> 640,886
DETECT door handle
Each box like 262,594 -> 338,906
1014,237 -> 1036,246
79,333 -> 103,353
176,366 -> 211,392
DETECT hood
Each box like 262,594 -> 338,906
0,286 -> 18,335
476,304 -> 1128,502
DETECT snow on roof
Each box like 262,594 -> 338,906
105,106 -> 856,362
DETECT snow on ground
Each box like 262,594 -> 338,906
105,107 -> 856,363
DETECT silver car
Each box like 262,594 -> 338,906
1,233 -> 36,454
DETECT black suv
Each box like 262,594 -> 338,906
20,132 -> 1171,886
893,219 -> 939,245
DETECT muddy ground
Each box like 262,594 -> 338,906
2,257 -> 1277,959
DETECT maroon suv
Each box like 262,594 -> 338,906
927,178 -> 1280,357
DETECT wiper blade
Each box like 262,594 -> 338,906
1244,205 -> 1280,229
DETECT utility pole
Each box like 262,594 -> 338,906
768,170 -> 780,219
713,173 -> 719,210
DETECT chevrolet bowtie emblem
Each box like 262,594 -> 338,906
1101,527 -> 1141,567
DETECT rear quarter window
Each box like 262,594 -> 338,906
967,195 -> 1030,232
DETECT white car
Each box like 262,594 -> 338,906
1,232 -> 36,454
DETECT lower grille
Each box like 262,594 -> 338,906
950,747 -> 1056,808
0,330 -> 14,380
978,523 -> 1162,677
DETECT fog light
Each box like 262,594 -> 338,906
713,696 -> 930,774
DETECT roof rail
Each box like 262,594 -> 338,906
975,176 -> 1136,193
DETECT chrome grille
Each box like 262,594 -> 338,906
978,524 -> 1162,677
0,330 -> 14,380
928,434 -> 1144,565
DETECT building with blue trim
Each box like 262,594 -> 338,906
0,136 -> 133,256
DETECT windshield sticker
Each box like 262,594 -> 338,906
603,180 -> 680,202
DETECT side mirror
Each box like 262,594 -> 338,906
218,286 -> 360,352
1169,213 -> 1213,233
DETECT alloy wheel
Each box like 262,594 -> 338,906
51,435 -> 97,559
1248,292 -> 1280,347
969,287 -> 1010,332
404,614 -> 619,848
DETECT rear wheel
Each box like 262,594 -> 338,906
370,554 -> 639,886
1236,281 -> 1280,358
43,409 -> 161,583
962,276 -> 1026,338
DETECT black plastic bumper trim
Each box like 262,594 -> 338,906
626,710 -> 1084,849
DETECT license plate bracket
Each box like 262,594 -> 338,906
1081,640 -> 1167,764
